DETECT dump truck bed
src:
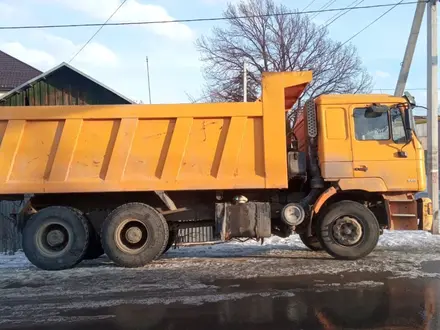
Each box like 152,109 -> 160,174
0,72 -> 312,194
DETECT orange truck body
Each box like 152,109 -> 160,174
0,72 -> 312,194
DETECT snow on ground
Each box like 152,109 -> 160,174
377,230 -> 440,249
0,253 -> 29,269
1,230 -> 440,270
0,230 -> 439,286
165,230 -> 440,258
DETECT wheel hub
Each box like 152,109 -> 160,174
333,217 -> 363,246
36,222 -> 71,256
115,219 -> 149,254
46,229 -> 65,247
125,227 -> 143,244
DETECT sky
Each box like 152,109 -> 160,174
0,0 -> 436,110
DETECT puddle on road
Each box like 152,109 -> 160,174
422,260 -> 440,274
208,271 -> 393,292
5,274 -> 440,330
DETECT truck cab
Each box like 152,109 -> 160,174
315,94 -> 425,193
291,91 -> 430,234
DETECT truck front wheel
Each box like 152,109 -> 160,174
22,206 -> 90,270
317,201 -> 380,260
299,233 -> 323,251
101,203 -> 169,268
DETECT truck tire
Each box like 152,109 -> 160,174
101,203 -> 169,268
299,233 -> 323,251
68,207 -> 104,260
317,200 -> 380,260
22,206 -> 89,270
163,230 -> 178,254
84,229 -> 104,260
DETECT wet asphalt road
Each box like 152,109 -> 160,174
2,269 -> 440,330
2,238 -> 440,330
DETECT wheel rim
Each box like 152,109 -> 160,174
36,222 -> 72,257
115,219 -> 149,254
332,216 -> 363,246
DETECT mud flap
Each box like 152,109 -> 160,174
417,197 -> 433,231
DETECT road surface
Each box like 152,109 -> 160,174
1,231 -> 440,329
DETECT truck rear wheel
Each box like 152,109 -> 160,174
68,208 -> 104,260
299,233 -> 323,251
101,203 -> 169,268
163,230 -> 178,254
84,229 -> 104,260
22,206 -> 89,270
317,201 -> 380,260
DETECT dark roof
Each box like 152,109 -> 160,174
0,50 -> 42,91
0,62 -> 134,104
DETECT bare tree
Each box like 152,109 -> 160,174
196,0 -> 372,104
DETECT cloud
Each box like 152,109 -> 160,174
45,0 -> 194,40
0,42 -> 56,69
0,3 -> 15,18
0,33 -> 119,72
375,70 -> 391,79
41,34 -> 119,68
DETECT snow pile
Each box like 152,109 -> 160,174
0,252 -> 29,269
2,230 -> 440,270
377,230 -> 440,251
167,230 -> 440,259
244,230 -> 440,250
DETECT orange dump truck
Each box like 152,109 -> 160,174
1,71 -> 432,270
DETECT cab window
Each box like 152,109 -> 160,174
391,108 -> 406,143
354,108 -> 389,141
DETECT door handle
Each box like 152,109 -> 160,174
354,165 -> 368,172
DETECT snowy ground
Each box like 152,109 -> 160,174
1,230 -> 440,274
1,230 -> 440,327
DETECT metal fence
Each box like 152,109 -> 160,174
0,201 -> 22,253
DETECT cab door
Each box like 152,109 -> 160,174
350,106 -> 418,191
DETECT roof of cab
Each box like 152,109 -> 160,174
315,94 -> 407,106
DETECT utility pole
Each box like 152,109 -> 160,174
394,0 -> 426,97
145,56 -> 152,104
243,61 -> 247,102
427,0 -> 439,234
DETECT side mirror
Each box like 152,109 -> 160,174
404,92 -> 416,107
406,128 -> 413,141
365,104 -> 389,118
367,104 -> 390,113
404,107 -> 414,142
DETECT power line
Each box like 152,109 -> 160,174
340,0 -> 406,47
302,0 -> 318,11
69,0 -> 127,63
372,88 -> 439,91
0,1 -> 424,31
324,0 -> 365,27
311,0 -> 338,20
